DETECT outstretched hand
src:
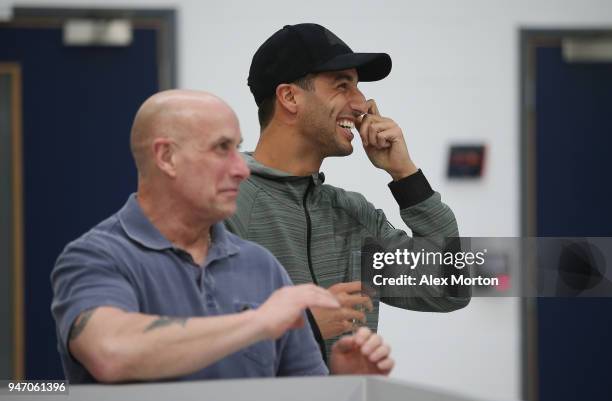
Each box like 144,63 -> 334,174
255,284 -> 340,340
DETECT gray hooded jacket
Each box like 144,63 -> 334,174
226,153 -> 471,355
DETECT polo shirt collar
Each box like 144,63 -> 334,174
119,194 -> 173,250
118,194 -> 240,259
208,219 -> 240,260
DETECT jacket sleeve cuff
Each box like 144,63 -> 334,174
388,169 -> 434,209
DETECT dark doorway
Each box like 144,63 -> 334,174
0,7 -> 176,380
521,29 -> 612,401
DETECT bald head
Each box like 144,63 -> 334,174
130,89 -> 237,178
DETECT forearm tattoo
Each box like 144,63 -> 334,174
69,308 -> 97,340
144,316 -> 188,332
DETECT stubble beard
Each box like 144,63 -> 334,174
301,98 -> 353,159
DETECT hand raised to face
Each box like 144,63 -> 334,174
355,99 -> 418,181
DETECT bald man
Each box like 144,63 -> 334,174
50,90 -> 394,383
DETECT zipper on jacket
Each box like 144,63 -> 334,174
302,177 -> 327,363
302,178 -> 318,285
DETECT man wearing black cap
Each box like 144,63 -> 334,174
225,23 -> 470,359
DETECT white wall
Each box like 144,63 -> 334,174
6,0 -> 612,399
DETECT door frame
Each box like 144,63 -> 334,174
0,62 -> 24,380
519,27 -> 612,401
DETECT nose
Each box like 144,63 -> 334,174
230,150 -> 250,182
348,87 -> 368,115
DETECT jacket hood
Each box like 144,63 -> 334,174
243,152 -> 325,185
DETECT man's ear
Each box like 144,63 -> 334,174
275,84 -> 299,115
152,137 -> 178,178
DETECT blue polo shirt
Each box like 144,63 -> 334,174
51,194 -> 327,383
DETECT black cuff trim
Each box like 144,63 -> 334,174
388,169 -> 434,209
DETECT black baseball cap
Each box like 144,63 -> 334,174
248,23 -> 392,106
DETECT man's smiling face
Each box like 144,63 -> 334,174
297,68 -> 368,158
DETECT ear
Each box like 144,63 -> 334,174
275,83 -> 299,115
152,137 -> 178,178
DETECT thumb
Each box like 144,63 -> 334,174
355,113 -> 366,132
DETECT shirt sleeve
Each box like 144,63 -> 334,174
348,170 -> 471,312
50,234 -> 139,356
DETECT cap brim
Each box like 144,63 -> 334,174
312,52 -> 392,81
